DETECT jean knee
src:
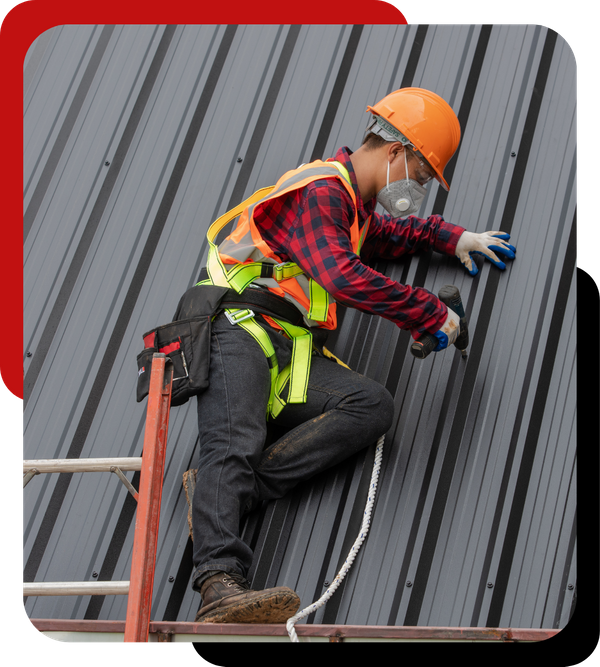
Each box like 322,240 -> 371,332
351,377 -> 394,436
372,383 -> 394,434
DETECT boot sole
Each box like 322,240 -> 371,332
182,469 -> 197,541
195,588 -> 300,624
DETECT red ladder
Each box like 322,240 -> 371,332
24,354 -> 174,643
124,353 -> 173,641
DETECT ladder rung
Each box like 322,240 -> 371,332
23,581 -> 130,596
23,457 -> 143,474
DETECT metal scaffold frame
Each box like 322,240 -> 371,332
23,354 -> 174,643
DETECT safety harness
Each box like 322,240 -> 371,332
198,160 -> 367,418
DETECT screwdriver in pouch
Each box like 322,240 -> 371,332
410,284 -> 469,360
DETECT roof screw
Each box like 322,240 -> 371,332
237,157 -> 243,163
26,351 -> 32,357
406,581 -> 412,588
105,161 -> 110,166
510,152 -> 516,157
568,584 -> 574,590
487,582 -> 494,588
323,581 -> 330,587
168,576 -> 175,583
92,571 -> 99,578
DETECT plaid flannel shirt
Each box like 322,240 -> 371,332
253,147 -> 465,337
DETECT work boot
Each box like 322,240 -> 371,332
195,572 -> 300,624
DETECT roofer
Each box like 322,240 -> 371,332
189,87 -> 516,623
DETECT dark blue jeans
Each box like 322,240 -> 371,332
191,313 -> 394,591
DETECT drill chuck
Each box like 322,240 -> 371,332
410,285 -> 469,360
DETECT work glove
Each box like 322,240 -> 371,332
455,230 -> 516,276
432,307 -> 460,352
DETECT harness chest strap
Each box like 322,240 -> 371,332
206,223 -> 329,323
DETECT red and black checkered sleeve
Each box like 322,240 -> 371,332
360,211 -> 465,261
286,181 -> 451,337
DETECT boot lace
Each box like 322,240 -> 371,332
222,572 -> 252,592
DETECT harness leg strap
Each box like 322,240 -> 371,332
224,309 -> 314,419
227,310 -> 279,415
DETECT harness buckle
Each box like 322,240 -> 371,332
225,308 -> 255,325
273,262 -> 295,281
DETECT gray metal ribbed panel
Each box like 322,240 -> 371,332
23,24 -> 576,630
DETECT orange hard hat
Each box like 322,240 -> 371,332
366,87 -> 461,190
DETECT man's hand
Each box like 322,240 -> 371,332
455,230 -> 516,276
432,307 -> 460,352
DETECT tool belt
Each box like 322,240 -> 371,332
136,283 -> 307,407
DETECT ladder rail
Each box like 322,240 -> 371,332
124,354 -> 173,642
23,353 -> 173,644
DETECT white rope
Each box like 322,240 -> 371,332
286,435 -> 385,642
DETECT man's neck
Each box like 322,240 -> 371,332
349,144 -> 385,203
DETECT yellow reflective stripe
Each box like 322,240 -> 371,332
307,279 -> 329,322
206,187 -> 274,289
228,310 -> 279,414
224,262 -> 267,293
329,160 -> 351,185
356,215 -> 371,254
207,187 -> 274,245
271,364 -> 291,418
213,259 -> 306,292
271,318 -> 312,405
207,238 -> 231,288
288,332 -> 312,404
223,309 -> 313,415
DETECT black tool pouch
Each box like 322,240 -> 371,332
136,285 -> 229,406
136,316 -> 211,406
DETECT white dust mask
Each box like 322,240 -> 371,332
376,150 -> 427,217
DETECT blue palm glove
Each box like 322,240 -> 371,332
455,230 -> 516,276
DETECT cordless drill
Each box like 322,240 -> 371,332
410,285 -> 469,359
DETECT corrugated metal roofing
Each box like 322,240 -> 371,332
23,23 -> 577,631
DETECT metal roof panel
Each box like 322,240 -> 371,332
23,24 -> 577,631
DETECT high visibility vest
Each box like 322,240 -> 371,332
200,158 -> 370,418
206,159 -> 371,330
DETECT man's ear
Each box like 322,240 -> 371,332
387,141 -> 405,163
